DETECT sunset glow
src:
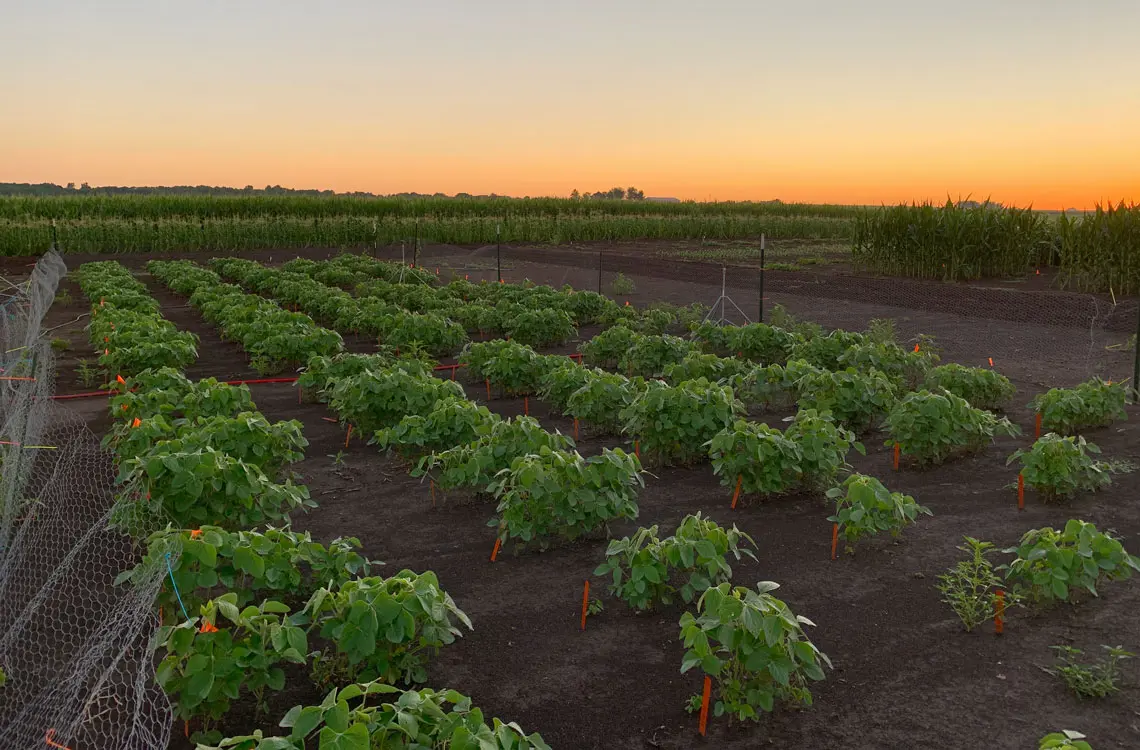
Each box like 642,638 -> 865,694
3,0 -> 1138,208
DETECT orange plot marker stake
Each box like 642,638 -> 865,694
830,522 -> 839,560
580,580 -> 590,631
730,474 -> 743,509
116,374 -> 126,384
524,396 -> 529,416
1035,412 -> 1042,438
490,538 -> 502,562
988,357 -> 994,368
634,440 -> 640,459
45,729 -> 71,750
893,442 -> 900,470
914,343 -> 920,353
697,675 -> 712,736
1017,473 -> 1025,510
344,424 -> 353,448
486,379 -> 491,401
994,589 -> 1005,635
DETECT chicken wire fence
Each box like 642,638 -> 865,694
0,251 -> 172,750
369,242 -> 1138,391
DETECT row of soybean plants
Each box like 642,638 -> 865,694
851,198 -> 1140,294
604,316 -> 1140,728
207,252 -> 708,357
0,213 -> 853,255
133,260 -> 549,748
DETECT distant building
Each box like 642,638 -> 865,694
645,196 -> 681,203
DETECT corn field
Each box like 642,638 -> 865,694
0,194 -> 863,221
0,212 -> 852,255
1055,202 -> 1140,296
850,200 -> 1057,282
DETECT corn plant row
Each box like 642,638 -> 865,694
73,261 -> 198,375
0,213 -> 852,255
1,193 -> 864,221
136,263 -> 489,745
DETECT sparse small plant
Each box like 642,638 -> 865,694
50,337 -> 70,352
327,451 -> 346,466
1044,645 -> 1134,698
587,598 -> 603,617
609,273 -> 636,295
1039,730 -> 1093,750
936,537 -> 1005,631
53,289 -> 73,306
75,358 -> 101,388
866,318 -> 897,344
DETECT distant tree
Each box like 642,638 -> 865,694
626,187 -> 645,201
65,182 -> 76,190
570,189 -> 580,200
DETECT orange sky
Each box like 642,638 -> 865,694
3,1 -> 1138,209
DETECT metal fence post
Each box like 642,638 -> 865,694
1133,301 -> 1140,404
758,234 -> 766,323
496,224 -> 502,283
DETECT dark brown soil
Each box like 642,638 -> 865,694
40,254 -> 1140,750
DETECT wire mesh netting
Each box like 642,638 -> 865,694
0,251 -> 172,750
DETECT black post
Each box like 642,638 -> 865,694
496,223 -> 502,283
597,251 -> 603,294
412,221 -> 419,268
1132,301 -> 1140,404
758,234 -> 766,323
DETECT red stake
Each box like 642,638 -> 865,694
344,424 -> 353,449
490,538 -> 502,562
893,442 -> 900,471
830,522 -> 839,560
1034,412 -> 1042,438
988,357 -> 994,368
634,440 -> 640,459
994,589 -> 1005,635
1017,473 -> 1025,510
730,474 -> 742,509
573,417 -> 579,440
486,379 -> 491,401
524,396 -> 529,416
45,729 -> 72,750
580,580 -> 590,631
697,675 -> 712,736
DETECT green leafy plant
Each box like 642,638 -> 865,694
609,272 -> 636,295
155,594 -> 307,734
326,365 -> 464,434
199,682 -> 550,750
538,361 -> 595,412
1001,520 -> 1140,605
565,370 -> 641,436
837,341 -> 935,390
936,537 -> 1005,632
1045,645 -> 1134,699
111,447 -> 314,536
790,329 -> 866,370
373,397 -> 500,458
662,352 -> 752,386
679,581 -> 830,722
707,420 -> 802,500
505,308 -> 577,348
1032,378 -> 1128,435
119,526 -> 376,624
479,341 -> 561,396
797,367 -> 897,433
579,324 -> 640,368
488,447 -> 643,547
1008,434 -> 1112,502
826,474 -> 931,552
885,389 -> 1020,466
621,378 -> 743,466
783,409 -> 863,490
298,570 -> 472,685
1039,730 -> 1094,750
736,359 -> 820,409
414,416 -> 575,495
383,311 -> 468,357
595,512 -> 756,610
865,318 -> 897,344
619,334 -> 697,378
75,358 -> 101,388
924,363 -> 1016,410
50,337 -> 70,352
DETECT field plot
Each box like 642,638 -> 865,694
20,250 -> 1140,750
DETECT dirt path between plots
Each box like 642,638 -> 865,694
40,266 -> 1140,750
